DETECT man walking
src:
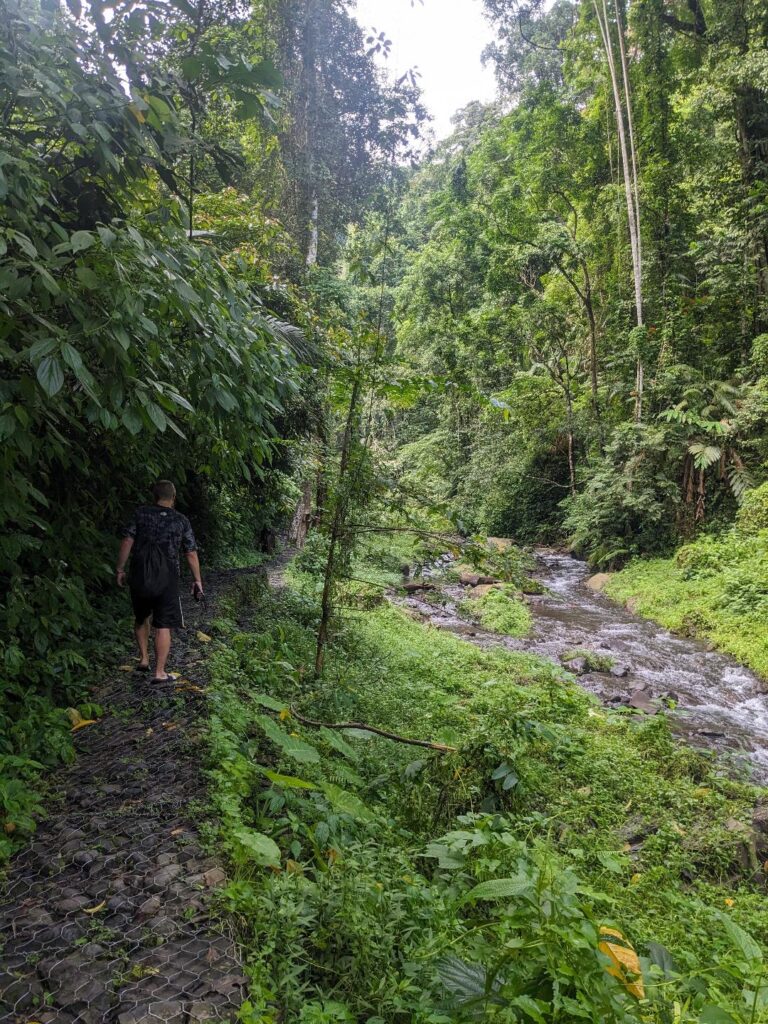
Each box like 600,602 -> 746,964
116,480 -> 203,683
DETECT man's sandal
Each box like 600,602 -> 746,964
134,664 -> 151,674
151,673 -> 178,685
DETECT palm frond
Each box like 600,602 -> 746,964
258,314 -> 322,366
727,464 -> 754,503
688,442 -> 722,470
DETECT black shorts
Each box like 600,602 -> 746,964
130,576 -> 184,629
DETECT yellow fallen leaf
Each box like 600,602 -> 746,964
66,707 -> 82,727
599,927 -> 644,999
118,664 -> 135,672
630,873 -> 642,884
71,719 -> 98,732
170,827 -> 184,835
670,822 -> 685,836
279,708 -> 291,721
694,787 -> 711,798
724,898 -> 735,908
196,631 -> 212,643
83,900 -> 106,915
145,728 -> 154,737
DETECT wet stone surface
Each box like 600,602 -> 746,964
402,549 -> 768,782
0,564 -> 274,1024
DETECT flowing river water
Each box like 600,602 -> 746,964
402,550 -> 768,783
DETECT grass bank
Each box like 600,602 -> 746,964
203,556 -> 768,1024
605,528 -> 768,679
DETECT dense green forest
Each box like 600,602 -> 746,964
2,0 -> 768,1020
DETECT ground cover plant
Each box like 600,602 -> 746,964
203,555 -> 768,1023
458,586 -> 532,637
606,485 -> 768,678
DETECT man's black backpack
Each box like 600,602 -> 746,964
129,536 -> 170,599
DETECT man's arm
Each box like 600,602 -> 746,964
116,536 -> 134,588
186,551 -> 203,595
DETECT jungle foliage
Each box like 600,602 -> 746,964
0,0 -> 421,853
203,558 -> 768,1023
383,0 -> 768,564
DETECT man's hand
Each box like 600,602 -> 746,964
116,569 -> 127,588
192,580 -> 204,601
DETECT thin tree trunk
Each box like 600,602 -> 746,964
306,192 -> 319,266
593,0 -> 644,418
314,373 -> 362,677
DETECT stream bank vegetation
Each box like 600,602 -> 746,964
204,547 -> 768,1023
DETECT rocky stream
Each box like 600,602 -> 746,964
402,549 -> 768,783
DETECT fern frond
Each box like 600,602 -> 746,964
688,443 -> 721,470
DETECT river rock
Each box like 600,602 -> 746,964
610,663 -> 630,678
586,572 -> 612,592
753,801 -> 768,857
562,656 -> 588,676
402,579 -> 435,594
459,572 -> 501,587
629,688 -> 658,714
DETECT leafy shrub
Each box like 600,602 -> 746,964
564,424 -> 682,566
736,481 -> 768,535
460,587 -> 532,636
561,648 -> 616,672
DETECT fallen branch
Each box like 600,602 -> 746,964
290,707 -> 457,753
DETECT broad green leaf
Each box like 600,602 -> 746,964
510,995 -> 548,1024
36,355 -> 64,397
232,827 -> 280,868
262,769 -> 317,790
28,338 -> 58,360
319,727 -> 360,761
97,225 -> 117,247
715,911 -> 763,962
424,842 -> 465,869
255,714 -> 320,764
71,230 -> 95,253
61,343 -> 83,372
252,692 -> 287,712
437,957 -> 490,1000
464,877 -> 532,902
76,266 -> 100,289
319,782 -> 374,821
699,1007 -> 737,1024
146,403 -> 167,432
122,408 -> 144,435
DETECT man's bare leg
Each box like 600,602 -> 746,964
135,619 -> 150,669
154,628 -> 171,679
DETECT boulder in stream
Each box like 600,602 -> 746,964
459,572 -> 502,587
586,572 -> 612,592
629,688 -> 658,714
402,579 -> 435,594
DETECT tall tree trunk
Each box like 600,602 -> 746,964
593,0 -> 644,418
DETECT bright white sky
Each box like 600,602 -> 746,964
352,0 -> 498,140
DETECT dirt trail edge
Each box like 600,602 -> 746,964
0,560 -> 281,1024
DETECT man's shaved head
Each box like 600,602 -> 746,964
152,480 -> 176,503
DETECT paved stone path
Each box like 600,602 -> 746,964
0,562 -> 277,1024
